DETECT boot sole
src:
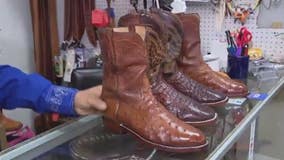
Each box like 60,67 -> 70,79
122,124 -> 209,153
185,113 -> 218,127
103,118 -> 208,153
227,91 -> 250,98
201,96 -> 229,107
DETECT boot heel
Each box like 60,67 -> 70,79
103,118 -> 126,134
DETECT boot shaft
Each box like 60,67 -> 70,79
118,10 -> 182,74
176,14 -> 249,97
148,9 -> 183,74
98,26 -> 208,152
150,8 -> 183,59
98,27 -> 150,99
176,13 -> 204,67
150,8 -> 184,37
118,11 -> 168,46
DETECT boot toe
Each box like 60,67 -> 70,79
171,132 -> 206,147
152,76 -> 217,125
201,89 -> 228,105
165,71 -> 228,106
210,72 -> 249,97
147,109 -> 207,149
165,123 -> 207,147
228,81 -> 249,97
181,104 -> 217,125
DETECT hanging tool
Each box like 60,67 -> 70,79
130,0 -> 138,11
226,0 -> 261,25
92,9 -> 110,27
226,30 -> 234,55
143,0 -> 147,10
156,0 -> 160,8
106,0 -> 115,27
225,30 -> 237,56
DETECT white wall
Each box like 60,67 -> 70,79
0,0 -> 36,129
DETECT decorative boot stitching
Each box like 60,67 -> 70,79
145,28 -> 167,79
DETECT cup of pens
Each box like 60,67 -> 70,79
225,27 -> 252,80
227,55 -> 249,79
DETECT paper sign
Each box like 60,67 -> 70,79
247,93 -> 268,101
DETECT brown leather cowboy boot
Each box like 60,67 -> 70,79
149,8 -> 228,106
0,111 -> 23,132
145,28 -> 217,126
119,10 -> 228,107
118,13 -> 218,126
164,70 -> 228,106
151,75 -> 217,126
98,26 -> 207,153
176,13 -> 249,97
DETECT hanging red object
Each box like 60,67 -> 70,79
92,9 -> 110,27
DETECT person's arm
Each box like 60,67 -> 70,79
0,65 -> 78,116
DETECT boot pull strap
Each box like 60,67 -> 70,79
128,25 -> 136,33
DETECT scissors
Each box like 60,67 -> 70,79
225,30 -> 237,55
236,27 -> 252,47
236,27 -> 252,56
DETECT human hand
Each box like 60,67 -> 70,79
74,85 -> 107,115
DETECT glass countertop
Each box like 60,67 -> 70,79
1,75 -> 284,160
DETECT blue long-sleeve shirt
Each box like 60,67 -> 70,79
0,65 -> 78,116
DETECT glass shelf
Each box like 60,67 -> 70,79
1,76 -> 284,160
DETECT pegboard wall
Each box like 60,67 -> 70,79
94,0 -> 284,59
186,2 -> 284,59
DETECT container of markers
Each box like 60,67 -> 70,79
227,55 -> 249,80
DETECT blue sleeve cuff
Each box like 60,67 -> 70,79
0,65 -> 79,116
39,85 -> 79,116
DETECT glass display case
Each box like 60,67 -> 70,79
1,75 -> 284,160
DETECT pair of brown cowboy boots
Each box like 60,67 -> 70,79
118,9 -> 225,127
98,10 -> 248,153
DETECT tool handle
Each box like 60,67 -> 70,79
228,30 -> 237,49
242,44 -> 249,56
225,31 -> 231,46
